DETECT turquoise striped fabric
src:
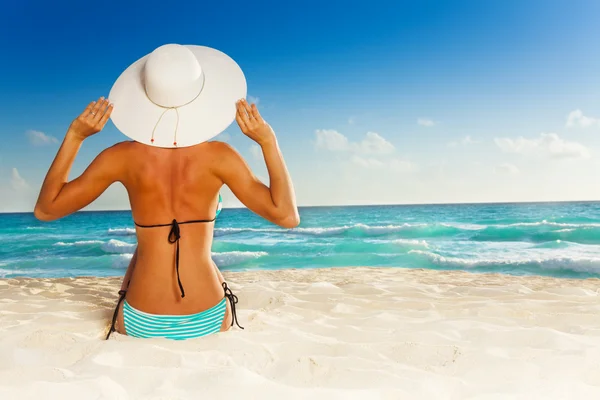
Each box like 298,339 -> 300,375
216,193 -> 223,217
123,298 -> 227,340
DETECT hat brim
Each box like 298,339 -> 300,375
108,45 -> 246,148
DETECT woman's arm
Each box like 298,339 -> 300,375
214,99 -> 300,228
34,98 -> 120,221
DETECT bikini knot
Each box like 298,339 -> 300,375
222,282 -> 244,330
168,219 -> 181,243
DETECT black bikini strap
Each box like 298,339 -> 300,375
222,282 -> 244,330
106,280 -> 130,340
133,218 -> 218,299
134,216 -> 216,228
167,219 -> 185,298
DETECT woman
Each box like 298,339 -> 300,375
34,44 -> 299,340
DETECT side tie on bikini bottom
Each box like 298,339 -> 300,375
222,282 -> 244,330
106,281 -> 129,340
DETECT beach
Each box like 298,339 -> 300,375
1,267 -> 599,399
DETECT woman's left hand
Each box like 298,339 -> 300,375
68,97 -> 113,141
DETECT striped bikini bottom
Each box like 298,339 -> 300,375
106,282 -> 243,340
124,297 -> 228,340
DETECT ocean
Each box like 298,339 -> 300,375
2,202 -> 600,279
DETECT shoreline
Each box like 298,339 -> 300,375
1,266 -> 599,398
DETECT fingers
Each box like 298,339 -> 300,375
237,100 -> 251,122
82,101 -> 96,117
98,103 -> 114,126
241,99 -> 254,120
69,96 -> 113,140
92,97 -> 113,123
235,101 -> 248,131
94,98 -> 111,122
235,113 -> 247,131
89,97 -> 105,118
250,104 -> 263,122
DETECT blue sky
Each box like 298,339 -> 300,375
1,0 -> 600,211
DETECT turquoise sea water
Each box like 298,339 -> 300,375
2,202 -> 600,279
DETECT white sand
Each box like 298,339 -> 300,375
1,267 -> 600,399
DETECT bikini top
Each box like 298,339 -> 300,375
133,194 -> 223,298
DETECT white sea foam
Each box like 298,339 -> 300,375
211,251 -> 268,267
101,240 -> 136,254
497,220 -> 600,228
55,240 -> 104,247
291,223 -> 425,235
108,228 -> 136,236
214,222 -> 600,239
440,222 -> 485,230
409,249 -> 600,273
54,239 -> 136,254
112,254 -> 134,268
392,239 -> 429,248
215,223 -> 432,237
215,227 -> 291,236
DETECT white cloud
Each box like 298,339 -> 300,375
250,144 -> 262,161
315,129 -> 413,174
247,96 -> 260,105
315,129 -> 350,152
351,155 -> 385,169
494,132 -> 590,160
566,109 -> 600,128
448,135 -> 480,147
26,130 -> 59,146
314,130 -> 395,155
355,132 -> 395,154
0,168 -> 35,212
494,163 -> 520,175
10,168 -> 29,190
418,118 -> 436,127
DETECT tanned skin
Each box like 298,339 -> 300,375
35,97 -> 299,335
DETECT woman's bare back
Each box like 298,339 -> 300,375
117,141 -> 230,323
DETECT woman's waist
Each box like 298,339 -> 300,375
125,282 -> 226,315
126,262 -> 224,314
135,241 -> 213,260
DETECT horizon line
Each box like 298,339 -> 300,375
2,199 -> 599,215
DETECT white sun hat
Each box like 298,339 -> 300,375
108,43 -> 246,148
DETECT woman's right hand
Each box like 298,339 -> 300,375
235,99 -> 276,146
68,97 -> 113,141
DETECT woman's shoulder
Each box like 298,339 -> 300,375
103,140 -> 141,156
204,140 -> 241,157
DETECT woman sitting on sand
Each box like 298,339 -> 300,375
34,44 -> 299,340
